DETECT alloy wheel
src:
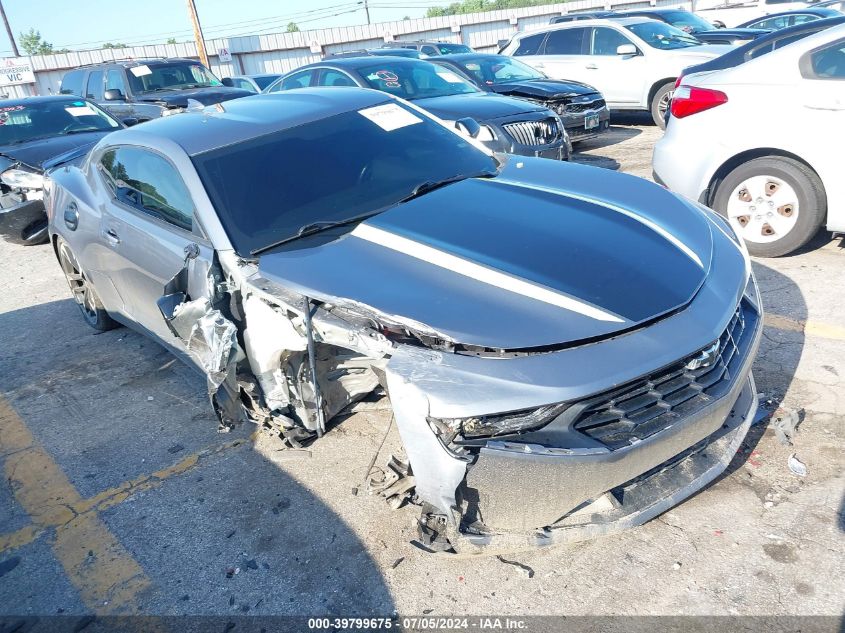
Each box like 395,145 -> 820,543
58,242 -> 98,323
725,175 -> 800,244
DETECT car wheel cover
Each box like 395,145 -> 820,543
59,242 -> 98,321
726,174 -> 800,244
658,89 -> 673,116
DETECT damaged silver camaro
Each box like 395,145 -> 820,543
45,89 -> 762,552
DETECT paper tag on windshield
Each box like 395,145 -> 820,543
436,70 -> 464,83
130,65 -> 152,77
358,103 -> 422,132
66,105 -> 96,116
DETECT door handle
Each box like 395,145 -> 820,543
585,63 -> 598,70
104,229 -> 121,245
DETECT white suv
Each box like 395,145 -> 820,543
653,24 -> 845,256
501,18 -> 731,127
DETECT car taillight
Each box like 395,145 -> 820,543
674,75 -> 684,89
670,85 -> 728,119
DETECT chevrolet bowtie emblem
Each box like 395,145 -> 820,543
686,340 -> 720,371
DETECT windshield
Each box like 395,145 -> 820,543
625,21 -> 702,49
0,99 -> 120,145
126,62 -> 223,93
192,101 -> 497,255
356,60 -> 480,100
436,44 -> 473,54
658,10 -> 718,33
455,56 -> 545,85
252,75 -> 281,90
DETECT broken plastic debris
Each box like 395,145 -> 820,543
787,453 -> 807,477
771,408 -> 801,446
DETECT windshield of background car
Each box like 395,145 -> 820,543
252,75 -> 281,90
356,60 -> 481,100
192,102 -> 497,255
125,62 -> 223,93
625,21 -> 702,49
659,10 -> 718,32
436,44 -> 473,54
0,100 -> 120,145
458,56 -> 545,84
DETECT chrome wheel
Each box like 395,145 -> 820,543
658,90 -> 673,118
726,175 -> 800,245
58,241 -> 98,323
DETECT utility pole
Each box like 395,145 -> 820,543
185,0 -> 209,68
363,0 -> 371,24
0,0 -> 20,58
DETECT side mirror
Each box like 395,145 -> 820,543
454,117 -> 481,138
616,44 -> 638,56
121,117 -> 140,127
103,89 -> 124,101
221,77 -> 234,87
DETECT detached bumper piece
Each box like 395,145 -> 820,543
448,298 -> 761,551
0,196 -> 47,245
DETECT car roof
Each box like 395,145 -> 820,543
304,55 -> 431,69
746,7 -> 840,18
533,16 -> 647,32
102,89 -> 391,156
0,95 -> 94,106
73,57 -> 196,69
435,53 -> 504,61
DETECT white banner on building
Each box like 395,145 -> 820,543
0,58 -> 36,87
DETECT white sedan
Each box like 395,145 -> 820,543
500,18 -> 730,127
653,24 -> 845,256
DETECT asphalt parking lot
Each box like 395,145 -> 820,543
1,115 -> 843,624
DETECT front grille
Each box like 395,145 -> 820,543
572,301 -> 757,451
563,98 -> 606,114
502,118 -> 562,147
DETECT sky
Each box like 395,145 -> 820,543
0,0 -> 455,57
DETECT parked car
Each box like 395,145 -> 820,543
612,8 -> 768,44
736,6 -> 842,29
379,40 -> 473,56
434,53 -> 610,143
500,18 -> 730,127
813,0 -> 845,11
550,10 -> 616,23
263,57 -> 571,160
324,48 -> 421,59
59,58 -> 253,121
0,96 -> 122,245
653,24 -> 845,256
221,73 -> 283,92
46,89 -> 761,551
695,0 -> 818,28
675,15 -> 845,79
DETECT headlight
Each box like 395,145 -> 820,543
1,168 -> 44,190
428,402 -> 569,442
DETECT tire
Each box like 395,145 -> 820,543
650,82 -> 674,129
711,157 -> 826,257
56,237 -> 119,331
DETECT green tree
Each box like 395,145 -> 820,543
165,37 -> 178,44
102,42 -> 128,49
286,22 -> 300,32
19,28 -> 54,55
426,0 -> 557,17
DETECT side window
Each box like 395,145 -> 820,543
421,45 -> 439,56
804,39 -> 845,78
105,69 -> 126,95
750,15 -> 790,29
316,69 -> 355,87
268,70 -> 314,92
544,28 -> 587,55
86,70 -> 105,100
100,147 -> 194,232
791,14 -> 819,26
512,32 -> 546,56
591,27 -> 634,55
233,78 -> 257,92
60,70 -> 85,96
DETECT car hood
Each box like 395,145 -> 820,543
136,86 -> 253,107
256,159 -> 714,350
0,130 -> 111,171
412,92 -> 549,122
490,78 -> 600,100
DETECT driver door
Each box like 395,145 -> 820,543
585,26 -> 646,105
95,145 -> 215,355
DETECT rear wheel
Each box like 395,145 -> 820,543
650,82 -> 674,129
711,157 -> 826,257
57,237 -> 118,331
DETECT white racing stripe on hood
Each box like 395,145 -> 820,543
493,179 -> 704,269
351,223 -> 626,323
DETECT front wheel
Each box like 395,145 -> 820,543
650,82 -> 674,129
57,237 -> 119,331
711,157 -> 826,257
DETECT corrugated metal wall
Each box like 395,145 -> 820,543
2,0 -> 690,97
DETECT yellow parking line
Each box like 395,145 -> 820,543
0,396 -> 150,614
0,524 -> 44,552
764,313 -> 845,341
